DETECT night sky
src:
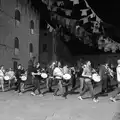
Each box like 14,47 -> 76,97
30,0 -> 120,55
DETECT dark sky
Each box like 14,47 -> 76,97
31,0 -> 120,55
87,0 -> 120,27
31,0 -> 120,28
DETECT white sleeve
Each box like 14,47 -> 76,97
117,67 -> 120,74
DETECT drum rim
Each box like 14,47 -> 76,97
41,73 -> 47,78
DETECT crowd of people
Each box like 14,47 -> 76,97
0,58 -> 120,103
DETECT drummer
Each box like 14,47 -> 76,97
53,61 -> 64,97
0,65 -> 5,92
62,65 -> 71,98
7,68 -> 16,89
31,62 -> 43,96
15,64 -> 25,94
78,60 -> 99,102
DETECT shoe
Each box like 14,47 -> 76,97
78,96 -> 83,100
53,93 -> 57,96
62,95 -> 67,99
117,93 -> 120,96
110,97 -> 116,102
93,98 -> 99,102
31,92 -> 36,96
18,92 -> 22,95
38,94 -> 43,97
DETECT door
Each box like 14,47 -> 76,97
13,61 -> 18,71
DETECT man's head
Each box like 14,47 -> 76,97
117,59 -> 120,65
18,64 -> 22,69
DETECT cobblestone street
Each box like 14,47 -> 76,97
0,86 -> 119,120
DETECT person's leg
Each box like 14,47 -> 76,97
110,83 -> 120,102
0,77 -> 4,92
101,75 -> 108,93
78,81 -> 88,100
79,77 -> 84,92
53,79 -> 59,96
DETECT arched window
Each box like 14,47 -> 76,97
30,20 -> 34,34
14,37 -> 19,55
15,9 -> 20,21
30,20 -> 34,29
14,37 -> 19,49
29,43 -> 33,53
15,9 -> 20,26
13,61 -> 17,71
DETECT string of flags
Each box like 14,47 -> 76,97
98,35 -> 120,53
42,0 -> 120,53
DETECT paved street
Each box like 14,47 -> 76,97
0,84 -> 119,120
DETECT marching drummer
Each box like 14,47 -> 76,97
31,62 -> 43,97
0,65 -> 5,92
53,61 -> 64,97
62,65 -> 71,98
15,64 -> 25,94
78,61 -> 99,102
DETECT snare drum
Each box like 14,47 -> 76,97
41,73 -> 48,79
92,73 -> 101,82
21,75 -> 27,81
4,76 -> 10,81
63,74 -> 71,80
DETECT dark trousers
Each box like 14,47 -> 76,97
101,75 -> 109,93
54,79 -> 63,95
80,80 -> 97,99
79,77 -> 84,92
62,81 -> 69,97
32,77 -> 41,94
46,77 -> 53,91
71,74 -> 76,89
112,83 -> 120,98
15,78 -> 22,92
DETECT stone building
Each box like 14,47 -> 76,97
0,0 -> 39,69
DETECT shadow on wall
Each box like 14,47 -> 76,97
56,37 -> 74,65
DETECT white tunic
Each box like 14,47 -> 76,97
116,65 -> 120,82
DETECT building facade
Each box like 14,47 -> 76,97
39,30 -> 73,66
0,0 -> 39,69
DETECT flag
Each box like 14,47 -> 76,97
80,9 -> 89,16
65,10 -> 72,16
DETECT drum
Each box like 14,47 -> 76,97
21,75 -> 27,81
41,73 -> 48,79
92,73 -> 101,82
63,74 -> 71,80
53,67 -> 63,77
4,76 -> 10,80
55,76 -> 62,79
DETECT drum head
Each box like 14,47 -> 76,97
4,76 -> 10,80
63,74 -> 71,80
92,74 -> 101,82
21,76 -> 27,81
41,73 -> 48,79
55,76 -> 62,79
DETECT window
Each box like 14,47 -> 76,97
43,44 -> 47,52
0,0 -> 2,8
29,43 -> 33,58
15,9 -> 20,26
13,61 -> 17,71
14,37 -> 19,55
29,43 -> 33,53
30,20 -> 34,34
